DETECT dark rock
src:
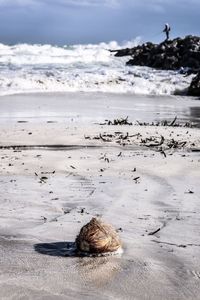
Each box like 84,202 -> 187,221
187,71 -> 200,96
114,48 -> 135,57
111,35 -> 200,73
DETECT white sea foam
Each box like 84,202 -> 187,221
0,40 -> 193,96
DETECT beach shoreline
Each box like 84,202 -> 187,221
0,92 -> 200,299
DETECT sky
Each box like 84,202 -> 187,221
0,0 -> 199,45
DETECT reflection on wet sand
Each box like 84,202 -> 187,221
76,256 -> 122,287
34,241 -> 123,288
34,242 -> 122,287
190,106 -> 200,127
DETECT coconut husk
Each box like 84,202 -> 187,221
76,218 -> 122,255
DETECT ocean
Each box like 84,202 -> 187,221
0,40 -> 193,96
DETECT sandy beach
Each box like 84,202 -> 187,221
0,92 -> 200,299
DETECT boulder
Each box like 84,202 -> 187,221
187,71 -> 200,96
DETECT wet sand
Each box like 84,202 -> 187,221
0,92 -> 200,299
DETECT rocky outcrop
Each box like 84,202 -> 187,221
111,35 -> 200,73
187,71 -> 200,96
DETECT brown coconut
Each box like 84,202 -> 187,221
76,218 -> 122,255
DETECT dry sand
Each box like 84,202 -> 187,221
0,92 -> 200,299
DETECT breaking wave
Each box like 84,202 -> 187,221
0,39 -> 192,96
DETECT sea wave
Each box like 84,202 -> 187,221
0,39 -> 193,96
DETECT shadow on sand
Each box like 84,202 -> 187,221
34,242 -> 123,285
34,241 -> 78,257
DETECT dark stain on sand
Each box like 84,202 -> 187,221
0,144 -> 102,151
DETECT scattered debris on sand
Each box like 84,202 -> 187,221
99,116 -> 132,126
85,117 -> 199,154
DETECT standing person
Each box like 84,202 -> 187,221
163,23 -> 171,41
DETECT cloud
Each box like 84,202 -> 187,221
0,0 -> 199,45
0,0 -> 120,8
0,0 -> 200,8
0,0 -> 35,5
54,0 -> 119,8
1,0 -> 199,13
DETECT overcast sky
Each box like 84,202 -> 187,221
0,0 -> 199,45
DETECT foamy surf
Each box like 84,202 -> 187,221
0,40 -> 193,96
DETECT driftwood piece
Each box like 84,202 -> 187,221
136,117 -> 194,128
143,135 -> 164,148
99,117 -> 133,126
169,116 -> 177,126
148,228 -> 161,236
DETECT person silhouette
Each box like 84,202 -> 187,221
163,23 -> 171,41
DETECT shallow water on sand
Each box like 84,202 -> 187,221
0,92 -> 199,126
